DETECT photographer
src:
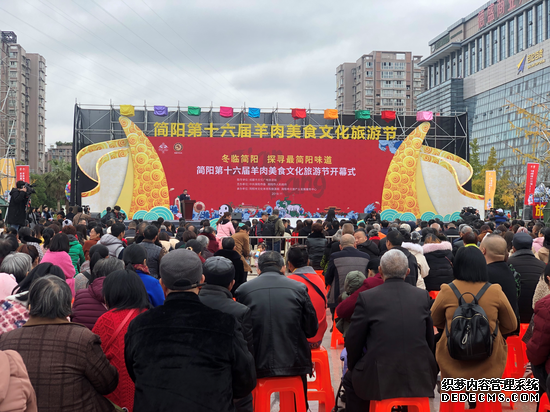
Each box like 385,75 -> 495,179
6,181 -> 32,230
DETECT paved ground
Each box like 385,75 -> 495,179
245,272 -> 538,411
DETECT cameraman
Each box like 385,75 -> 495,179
6,181 -> 31,230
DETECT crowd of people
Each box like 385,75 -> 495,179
0,203 -> 549,411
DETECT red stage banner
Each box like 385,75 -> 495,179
524,163 -> 539,206
16,165 -> 29,183
148,136 -> 395,215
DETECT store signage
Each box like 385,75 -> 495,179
517,49 -> 545,74
478,0 -> 533,31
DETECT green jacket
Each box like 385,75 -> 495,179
69,238 -> 85,272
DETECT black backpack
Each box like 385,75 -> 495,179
445,282 -> 498,361
262,219 -> 277,237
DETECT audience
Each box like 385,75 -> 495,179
98,222 -> 126,258
306,223 -> 328,270
235,251 -> 317,409
431,247 -> 517,381
286,245 -> 328,348
214,237 -> 246,294
422,233 -> 453,291
124,249 -> 256,411
344,249 -> 437,411
92,269 -> 151,412
0,263 -> 65,336
123,244 -> 165,307
40,233 -> 76,295
0,276 -> 118,411
232,225 -> 252,274
74,244 -> 109,292
83,224 -> 103,260
199,256 -> 254,411
0,349 -> 37,411
71,258 -> 124,329
0,252 -> 32,284
325,234 -> 370,313
508,232 -> 546,323
139,225 -> 165,279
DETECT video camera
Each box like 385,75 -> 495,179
462,206 -> 477,214
24,183 -> 36,195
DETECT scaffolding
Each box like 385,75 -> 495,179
0,31 -> 18,199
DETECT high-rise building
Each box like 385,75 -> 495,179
0,31 -> 46,175
417,0 -> 550,177
45,142 -> 72,173
336,51 -> 426,115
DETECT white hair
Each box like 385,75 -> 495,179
380,249 -> 409,279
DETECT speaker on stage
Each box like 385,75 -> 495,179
358,213 -> 367,221
232,213 -> 242,222
523,206 -> 533,221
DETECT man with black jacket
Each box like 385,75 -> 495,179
384,230 -> 419,286
344,249 -> 437,410
214,237 -> 247,294
6,181 -> 31,230
235,251 -> 318,409
200,256 -> 254,412
481,235 -> 519,320
325,234 -> 370,312
125,249 -> 256,412
508,232 -> 546,323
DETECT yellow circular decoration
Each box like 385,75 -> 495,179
154,198 -> 165,207
142,171 -> 151,182
392,192 -> 401,201
403,156 -> 416,168
137,144 -> 147,153
143,182 -> 153,193
404,147 -> 415,157
401,174 -> 410,185
390,164 -> 400,173
151,189 -> 160,199
151,170 -> 163,182
152,160 -> 162,170
406,168 -> 415,177
412,139 -> 422,149
405,197 -> 417,209
384,180 -> 392,189
135,153 -> 148,165
422,146 -> 432,154
389,172 -> 401,185
399,185 -> 409,195
135,195 -> 147,208
160,187 -> 169,198
382,190 -> 393,201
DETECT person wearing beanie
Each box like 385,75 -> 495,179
508,232 -> 546,323
199,256 -> 254,412
124,249 -> 256,412
123,244 -> 165,308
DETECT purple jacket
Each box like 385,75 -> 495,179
71,277 -> 107,330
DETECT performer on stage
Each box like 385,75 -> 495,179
179,189 -> 191,202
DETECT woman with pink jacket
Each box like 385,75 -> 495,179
40,233 -> 76,296
0,350 -> 37,411
216,212 -> 235,248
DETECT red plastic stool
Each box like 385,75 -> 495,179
429,290 -> 440,300
369,397 -> 430,412
540,393 -> 550,411
330,318 -> 344,348
307,346 -> 335,411
252,376 -> 306,412
503,336 -> 527,379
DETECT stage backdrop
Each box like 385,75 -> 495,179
77,117 -> 484,221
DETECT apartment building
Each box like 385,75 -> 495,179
45,142 -> 72,172
0,31 -> 46,174
336,51 -> 426,115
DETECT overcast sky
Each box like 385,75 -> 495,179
0,0 -> 484,146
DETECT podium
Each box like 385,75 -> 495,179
183,200 -> 195,220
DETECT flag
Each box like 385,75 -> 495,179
120,105 -> 135,117
524,163 -> 540,205
154,106 -> 168,116
484,170 -> 497,210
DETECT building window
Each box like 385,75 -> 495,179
492,29 -> 498,64
394,62 -> 406,70
365,61 -> 373,68
500,24 -> 506,61
536,3 -> 543,44
485,34 -> 491,67
457,49 -> 462,77
382,81 -> 392,88
365,71 -> 373,77
9,71 -> 17,78
527,9 -> 534,47
548,0 -> 550,40
382,62 -> 394,69
478,38 -> 483,71
382,71 -> 394,79
464,46 -> 469,76
509,19 -> 515,56
365,88 -> 374,95
518,14 -> 524,51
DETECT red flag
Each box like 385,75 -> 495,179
524,163 -> 539,205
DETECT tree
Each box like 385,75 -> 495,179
42,159 -> 71,211
471,147 -> 510,209
469,138 -> 483,195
